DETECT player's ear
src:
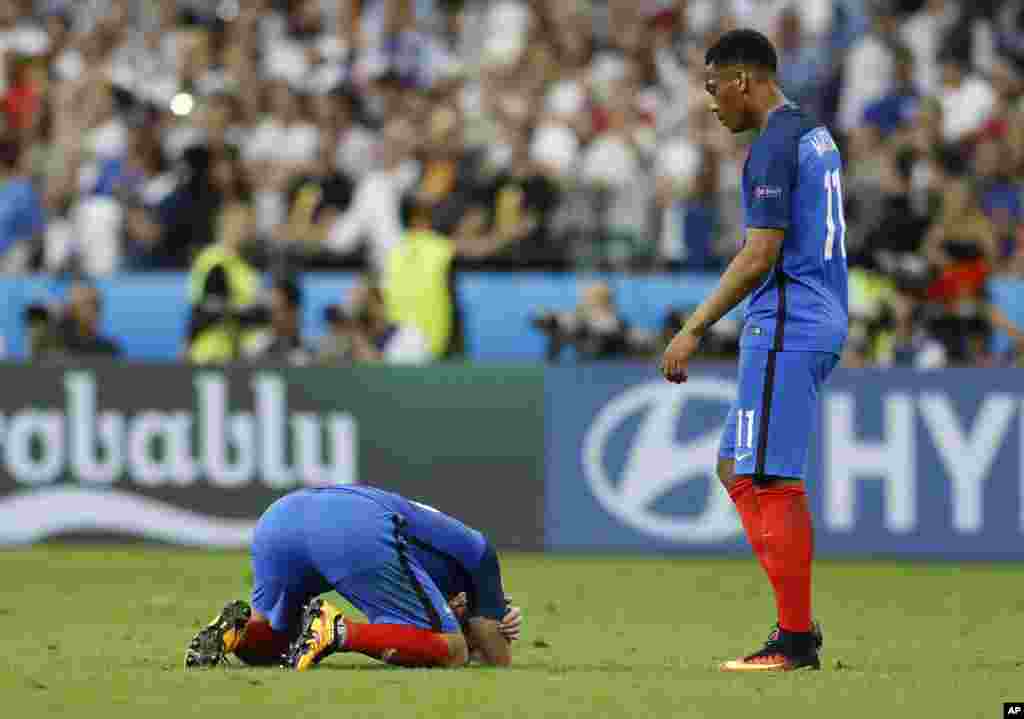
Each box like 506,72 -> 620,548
738,70 -> 749,93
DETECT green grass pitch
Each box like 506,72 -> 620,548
0,546 -> 1020,718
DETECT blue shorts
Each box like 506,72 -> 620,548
250,490 -> 459,636
718,349 -> 838,480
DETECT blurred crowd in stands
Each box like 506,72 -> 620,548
3,0 -> 1024,367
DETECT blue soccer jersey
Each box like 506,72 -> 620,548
345,486 -> 507,620
251,486 -> 506,635
740,104 -> 848,354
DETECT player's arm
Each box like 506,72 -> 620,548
685,126 -> 794,338
679,228 -> 783,338
664,128 -> 794,383
663,229 -> 782,382
463,542 -> 514,667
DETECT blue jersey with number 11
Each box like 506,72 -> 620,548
740,104 -> 848,354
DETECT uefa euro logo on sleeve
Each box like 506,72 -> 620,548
1006,703 -> 1024,716
754,185 -> 782,200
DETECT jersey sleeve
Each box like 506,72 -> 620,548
744,132 -> 797,230
466,541 -> 507,622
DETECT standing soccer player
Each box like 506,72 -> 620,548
661,29 -> 848,672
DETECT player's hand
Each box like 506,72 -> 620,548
661,330 -> 701,383
500,605 -> 522,642
449,592 -> 468,620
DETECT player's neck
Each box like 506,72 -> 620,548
752,88 -> 789,133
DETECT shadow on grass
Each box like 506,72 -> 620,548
309,660 -> 701,675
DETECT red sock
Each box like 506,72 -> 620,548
756,483 -> 814,633
728,477 -> 768,571
234,619 -> 291,666
343,621 -> 452,667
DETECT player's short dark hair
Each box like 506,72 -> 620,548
705,29 -> 778,73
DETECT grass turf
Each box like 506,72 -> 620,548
0,547 -> 1020,718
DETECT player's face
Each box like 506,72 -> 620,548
704,64 -> 748,133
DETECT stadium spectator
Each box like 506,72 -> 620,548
936,53 -> 996,144
900,0 -> 958,97
93,122 -> 177,272
244,275 -> 313,366
325,117 -> 419,272
315,88 -> 376,182
318,279 -> 431,365
972,138 -> 1022,261
51,280 -> 122,359
0,1 -> 48,92
0,135 -> 44,273
997,0 -> 1024,71
383,200 -> 459,359
473,123 -> 560,267
2,55 -> 44,137
877,291 -> 947,369
278,124 -> 356,266
838,1 -> 897,134
579,92 -> 651,268
260,0 -> 343,92
415,101 -> 486,240
159,145 -> 251,269
243,79 -> 320,235
861,45 -> 920,139
774,7 -> 827,114
0,0 -> 1021,369
848,147 -> 931,278
922,179 -> 998,293
655,109 -> 722,269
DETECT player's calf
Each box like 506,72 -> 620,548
288,598 -> 461,670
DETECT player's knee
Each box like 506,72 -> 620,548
716,457 -> 736,491
442,632 -> 469,668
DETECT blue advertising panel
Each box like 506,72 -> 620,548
545,365 -> 1024,559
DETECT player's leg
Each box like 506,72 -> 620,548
231,608 -> 293,666
201,492 -> 320,667
290,514 -> 466,670
290,595 -> 466,671
718,439 -> 767,567
719,352 -> 769,568
720,350 -> 836,672
753,350 -> 838,639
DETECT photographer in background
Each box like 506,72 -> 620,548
186,202 -> 265,364
531,281 -> 653,363
25,280 -> 121,360
61,281 -> 121,357
244,276 -> 313,366
317,278 -> 431,365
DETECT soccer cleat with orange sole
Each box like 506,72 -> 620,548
184,600 -> 252,669
720,622 -> 822,672
288,598 -> 347,671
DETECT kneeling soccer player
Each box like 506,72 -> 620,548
184,486 -> 521,670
